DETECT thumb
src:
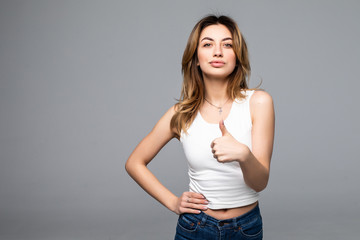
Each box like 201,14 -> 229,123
219,120 -> 230,136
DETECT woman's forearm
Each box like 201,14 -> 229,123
125,161 -> 178,212
239,150 -> 270,192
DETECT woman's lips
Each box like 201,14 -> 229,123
210,61 -> 225,67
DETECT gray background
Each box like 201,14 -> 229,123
0,0 -> 359,239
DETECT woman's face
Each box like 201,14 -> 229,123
197,24 -> 236,80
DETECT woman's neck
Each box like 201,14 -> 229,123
203,77 -> 229,105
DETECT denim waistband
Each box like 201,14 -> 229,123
185,203 -> 260,229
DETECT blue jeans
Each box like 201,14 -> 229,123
174,204 -> 263,240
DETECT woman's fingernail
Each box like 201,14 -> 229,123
203,206 -> 208,210
204,201 -> 209,204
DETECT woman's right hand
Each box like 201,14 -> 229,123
173,192 -> 209,215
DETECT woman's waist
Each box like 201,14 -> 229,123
203,201 -> 258,220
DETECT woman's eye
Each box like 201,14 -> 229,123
224,43 -> 233,48
203,43 -> 211,47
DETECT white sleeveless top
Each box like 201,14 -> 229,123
180,90 -> 259,209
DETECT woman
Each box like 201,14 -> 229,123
125,15 -> 274,239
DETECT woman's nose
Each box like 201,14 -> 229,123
213,44 -> 223,57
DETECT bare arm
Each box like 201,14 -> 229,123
125,106 -> 208,214
240,90 -> 275,191
211,90 -> 275,192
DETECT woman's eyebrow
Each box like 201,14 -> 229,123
200,37 -> 214,42
200,37 -> 233,42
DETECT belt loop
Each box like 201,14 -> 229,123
233,217 -> 238,229
200,212 -> 207,227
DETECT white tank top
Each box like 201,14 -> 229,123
180,90 -> 259,209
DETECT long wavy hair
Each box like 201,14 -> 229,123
170,15 -> 251,138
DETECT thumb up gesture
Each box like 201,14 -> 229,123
219,119 -> 231,137
211,120 -> 250,163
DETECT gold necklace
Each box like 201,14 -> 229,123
204,97 -> 229,115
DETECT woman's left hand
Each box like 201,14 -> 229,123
211,120 -> 250,163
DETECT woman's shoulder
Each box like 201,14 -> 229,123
250,90 -> 273,104
161,104 -> 177,122
148,104 -> 179,140
249,90 -> 274,120
236,89 -> 272,104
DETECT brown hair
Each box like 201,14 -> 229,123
170,15 -> 251,138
